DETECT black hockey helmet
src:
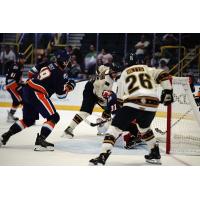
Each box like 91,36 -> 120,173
55,50 -> 71,69
108,62 -> 123,80
17,52 -> 25,59
109,62 -> 122,73
124,52 -> 137,67
17,52 -> 25,64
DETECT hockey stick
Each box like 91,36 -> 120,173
74,79 -> 89,83
155,108 -> 192,135
84,118 -> 111,127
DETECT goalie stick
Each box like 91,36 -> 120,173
155,108 -> 192,135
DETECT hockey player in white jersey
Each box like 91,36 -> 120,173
89,53 -> 174,165
62,63 -> 121,138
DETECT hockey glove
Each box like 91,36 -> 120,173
65,80 -> 76,92
195,96 -> 200,107
102,90 -> 112,99
160,89 -> 174,106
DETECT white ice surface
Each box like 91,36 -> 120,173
0,107 -> 200,166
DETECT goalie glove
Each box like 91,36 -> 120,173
160,89 -> 174,106
64,80 -> 76,92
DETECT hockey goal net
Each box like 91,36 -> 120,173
152,77 -> 200,155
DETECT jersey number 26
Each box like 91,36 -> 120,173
126,73 -> 153,94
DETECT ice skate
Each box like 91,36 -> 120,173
62,127 -> 74,139
0,130 -> 13,147
7,111 -> 19,123
145,143 -> 161,165
34,133 -> 54,151
0,136 -> 3,147
89,150 -> 111,166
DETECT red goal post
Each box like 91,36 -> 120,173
153,77 -> 200,155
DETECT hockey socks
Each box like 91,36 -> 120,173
1,120 -> 27,145
70,111 -> 90,130
10,108 -> 17,115
63,111 -> 89,138
40,121 -> 55,139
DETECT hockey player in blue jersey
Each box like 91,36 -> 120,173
5,53 -> 25,122
0,51 -> 76,151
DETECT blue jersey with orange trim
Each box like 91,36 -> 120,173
28,61 -> 51,79
27,62 -> 68,98
6,62 -> 24,85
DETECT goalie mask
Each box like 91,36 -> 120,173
108,62 -> 122,80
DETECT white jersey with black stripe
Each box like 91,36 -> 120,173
93,65 -> 115,106
117,64 -> 172,111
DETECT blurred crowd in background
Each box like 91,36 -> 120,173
0,33 -> 200,83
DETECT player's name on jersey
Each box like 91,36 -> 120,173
126,67 -> 144,74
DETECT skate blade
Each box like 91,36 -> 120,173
0,139 -> 3,147
146,159 -> 162,165
61,132 -> 74,139
88,162 -> 104,166
34,145 -> 54,151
